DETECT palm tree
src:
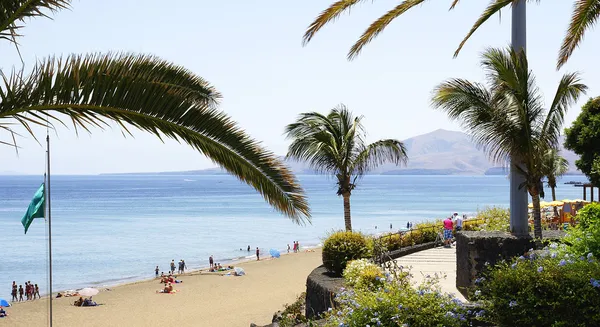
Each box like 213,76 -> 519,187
431,47 -> 586,239
302,0 -> 597,68
0,0 -> 310,222
543,149 -> 570,217
284,105 -> 407,231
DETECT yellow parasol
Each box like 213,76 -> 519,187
529,201 -> 553,208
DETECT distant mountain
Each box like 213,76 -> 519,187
285,129 -> 581,175
104,129 -> 582,176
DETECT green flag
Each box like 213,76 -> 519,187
21,183 -> 45,234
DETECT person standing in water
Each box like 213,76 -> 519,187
256,247 -> 260,261
11,282 -> 17,302
34,284 -> 40,299
18,285 -> 24,302
247,245 -> 250,252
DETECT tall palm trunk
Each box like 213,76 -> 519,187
343,192 -> 352,231
531,189 -> 543,239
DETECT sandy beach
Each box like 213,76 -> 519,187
3,249 -> 322,327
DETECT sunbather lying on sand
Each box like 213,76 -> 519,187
82,297 -> 98,307
156,283 -> 175,293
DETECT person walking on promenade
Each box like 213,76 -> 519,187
443,216 -> 454,248
455,213 -> 464,232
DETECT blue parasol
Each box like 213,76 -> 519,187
0,298 -> 10,307
269,248 -> 281,258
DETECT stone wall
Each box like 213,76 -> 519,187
456,230 -> 565,299
304,265 -> 344,319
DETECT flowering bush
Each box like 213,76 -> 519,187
476,245 -> 600,326
343,259 -> 385,290
325,270 -> 469,327
322,231 -> 371,276
464,206 -> 509,232
564,203 -> 600,258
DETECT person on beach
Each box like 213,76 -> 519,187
155,266 -> 160,278
181,260 -> 187,274
178,260 -> 183,274
296,241 -> 300,252
256,247 -> 260,261
287,244 -> 290,253
443,216 -> 454,248
170,260 -> 176,274
34,284 -> 40,299
209,255 -> 214,269
0,306 -> 7,317
390,223 -> 393,230
247,245 -> 250,252
11,281 -> 17,302
18,285 -> 23,302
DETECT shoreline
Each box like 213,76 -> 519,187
5,247 -> 323,327
9,244 -> 322,303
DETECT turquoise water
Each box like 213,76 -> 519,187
0,174 -> 589,297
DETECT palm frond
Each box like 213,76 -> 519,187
449,0 -> 461,10
348,0 -> 426,60
543,149 -> 569,188
432,77 -> 516,164
541,72 -> 587,147
0,53 -> 310,223
0,0 -> 70,46
285,110 -> 345,174
433,47 -> 585,196
302,0 -> 370,46
453,0 -> 513,58
350,139 -> 407,176
285,105 -> 404,192
558,0 -> 600,69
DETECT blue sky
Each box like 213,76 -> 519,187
1,1 -> 598,174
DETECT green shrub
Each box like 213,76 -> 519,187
322,231 -> 371,275
565,203 -> 600,258
325,271 -> 468,327
477,246 -> 600,327
343,259 -> 384,290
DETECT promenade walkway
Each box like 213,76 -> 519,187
392,245 -> 466,301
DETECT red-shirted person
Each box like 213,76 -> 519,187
443,216 -> 454,248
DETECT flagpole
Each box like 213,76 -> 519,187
46,134 -> 53,327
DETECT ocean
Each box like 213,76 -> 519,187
0,174 -> 590,296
